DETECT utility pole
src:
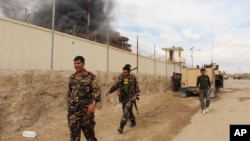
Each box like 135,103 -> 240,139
50,0 -> 56,70
190,47 -> 194,68
166,49 -> 168,77
173,49 -> 176,72
211,8 -> 214,64
190,47 -> 201,68
87,0 -> 91,37
154,44 -> 156,75
23,8 -> 30,22
180,49 -> 182,73
106,23 -> 109,71
136,36 -> 139,73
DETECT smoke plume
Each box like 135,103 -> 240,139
0,0 -> 119,37
0,0 -> 34,21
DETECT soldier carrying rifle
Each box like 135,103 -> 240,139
106,64 -> 140,134
171,72 -> 181,92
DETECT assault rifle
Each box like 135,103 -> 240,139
130,67 -> 139,114
134,94 -> 139,115
130,67 -> 138,72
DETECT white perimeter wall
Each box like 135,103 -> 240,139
0,17 -> 180,76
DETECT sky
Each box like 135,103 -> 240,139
1,0 -> 249,73
110,0 -> 250,73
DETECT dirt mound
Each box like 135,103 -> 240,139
0,71 -> 70,137
0,70 -> 170,139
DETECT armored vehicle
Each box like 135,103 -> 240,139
180,63 -> 223,97
232,74 -> 242,79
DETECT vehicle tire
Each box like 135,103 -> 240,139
181,89 -> 187,97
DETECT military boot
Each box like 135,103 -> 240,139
87,137 -> 97,141
117,123 -> 125,134
129,120 -> 136,128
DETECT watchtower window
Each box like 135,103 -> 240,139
169,50 -> 174,61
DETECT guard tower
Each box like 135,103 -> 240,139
162,46 -> 185,76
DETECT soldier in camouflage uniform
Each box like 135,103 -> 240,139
171,72 -> 176,92
175,73 -> 182,91
67,56 -> 101,141
171,72 -> 181,92
118,64 -> 139,127
106,65 -> 140,134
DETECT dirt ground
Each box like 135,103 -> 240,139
0,91 -> 199,141
1,77 -> 250,141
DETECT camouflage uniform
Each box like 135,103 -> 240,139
118,73 -> 137,121
171,72 -> 181,92
171,72 -> 178,92
175,73 -> 181,91
108,73 -> 140,132
67,69 -> 101,141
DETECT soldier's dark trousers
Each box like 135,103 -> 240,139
68,114 -> 97,141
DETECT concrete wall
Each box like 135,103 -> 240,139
0,17 -> 181,76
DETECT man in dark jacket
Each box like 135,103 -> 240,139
196,68 -> 211,115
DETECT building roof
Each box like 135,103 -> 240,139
162,46 -> 184,51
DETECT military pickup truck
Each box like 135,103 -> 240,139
180,63 -> 223,98
232,74 -> 242,79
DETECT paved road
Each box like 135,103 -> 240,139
172,79 -> 250,141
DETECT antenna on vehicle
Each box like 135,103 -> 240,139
211,9 -> 214,64
238,66 -> 242,74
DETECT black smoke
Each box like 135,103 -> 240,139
0,0 -> 34,21
0,0 -> 119,37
